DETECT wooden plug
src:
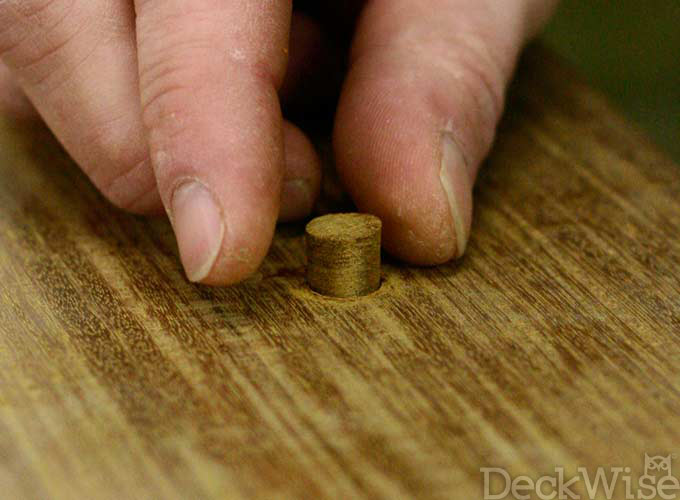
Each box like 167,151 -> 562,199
305,213 -> 382,298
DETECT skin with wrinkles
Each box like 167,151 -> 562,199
0,0 -> 559,285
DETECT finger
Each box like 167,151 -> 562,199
134,0 -> 292,285
280,120 -> 321,222
334,0 -> 558,264
0,44 -> 317,223
0,62 -> 37,119
0,0 -> 160,213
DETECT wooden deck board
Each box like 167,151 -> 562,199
0,46 -> 678,499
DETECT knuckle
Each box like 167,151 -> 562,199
139,50 -> 275,139
449,31 -> 507,121
0,0 -> 70,27
138,20 -> 280,132
140,71 -> 195,137
0,0 -> 77,60
0,0 -> 84,90
7,0 -> 68,19
0,0 -> 128,90
137,34 -> 216,132
450,34 -> 508,157
367,28 -> 507,130
416,31 -> 507,159
137,5 -> 285,84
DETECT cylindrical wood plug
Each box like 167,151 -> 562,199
305,213 -> 382,298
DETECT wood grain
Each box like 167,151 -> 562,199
306,213 -> 382,298
0,46 -> 678,499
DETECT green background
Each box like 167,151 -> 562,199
542,0 -> 679,160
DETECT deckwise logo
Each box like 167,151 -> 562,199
481,454 -> 679,499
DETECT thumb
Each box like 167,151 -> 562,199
334,0 -> 559,264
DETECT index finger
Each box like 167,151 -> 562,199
134,0 -> 292,284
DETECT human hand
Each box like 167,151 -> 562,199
0,0 -> 558,284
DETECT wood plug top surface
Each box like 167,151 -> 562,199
305,213 -> 382,242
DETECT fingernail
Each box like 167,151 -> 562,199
280,179 -> 312,221
170,180 -> 224,282
439,130 -> 469,258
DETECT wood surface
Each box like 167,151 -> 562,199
0,46 -> 678,499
